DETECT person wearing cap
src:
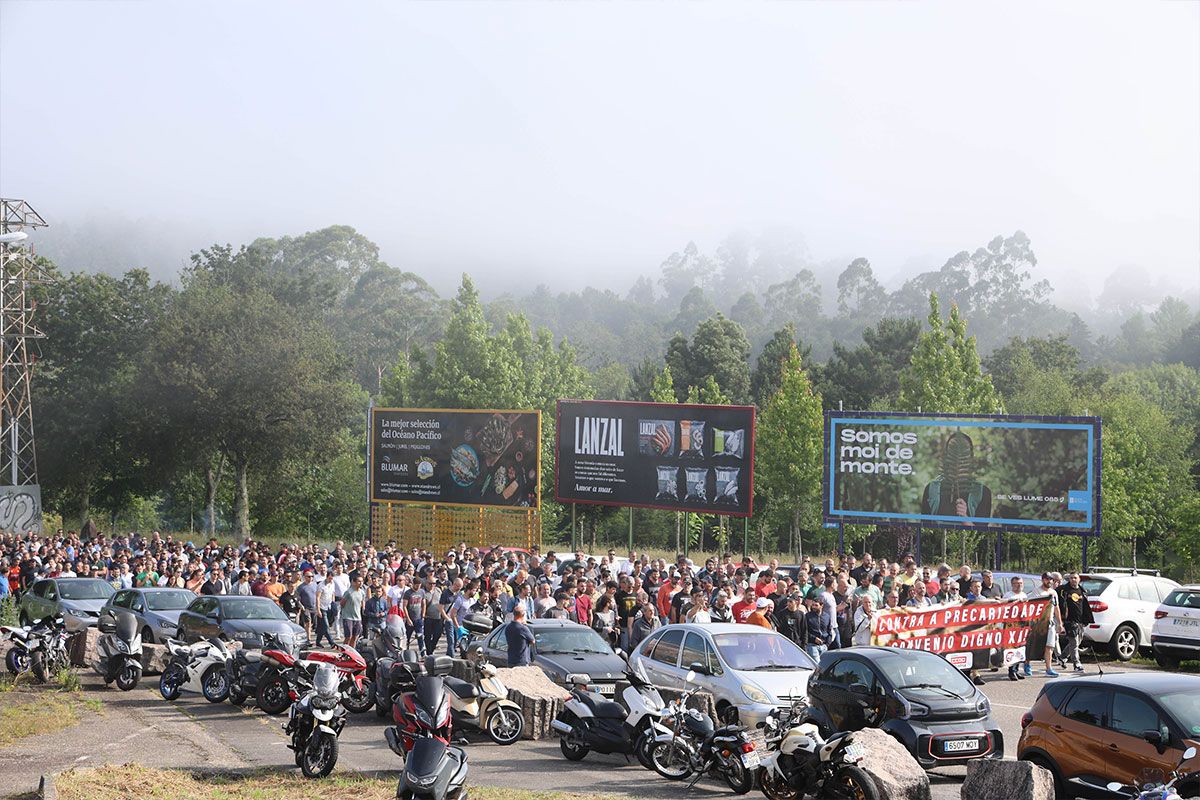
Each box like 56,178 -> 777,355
1028,571 -> 1064,677
745,597 -> 774,629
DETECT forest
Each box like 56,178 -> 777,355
32,225 -> 1200,577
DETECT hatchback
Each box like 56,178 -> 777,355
1080,570 -> 1179,661
1151,584 -> 1200,668
102,587 -> 196,643
19,577 -> 115,629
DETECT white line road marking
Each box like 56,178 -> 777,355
990,702 -> 1031,709
75,755 -> 89,762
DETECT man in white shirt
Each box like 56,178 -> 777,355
1002,576 -> 1029,681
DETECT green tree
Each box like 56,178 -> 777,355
751,324 -> 810,407
898,294 -> 1003,414
983,334 -> 1081,399
817,317 -> 920,411
662,315 -> 752,404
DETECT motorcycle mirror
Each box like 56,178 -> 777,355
1106,783 -> 1125,793
1184,746 -> 1197,761
685,669 -> 697,683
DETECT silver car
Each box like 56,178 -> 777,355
102,587 -> 196,643
629,622 -> 816,728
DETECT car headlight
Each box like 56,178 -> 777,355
158,620 -> 175,629
742,685 -> 773,704
906,700 -> 931,719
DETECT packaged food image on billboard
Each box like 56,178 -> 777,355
684,467 -> 709,503
656,466 -> 680,501
639,419 -> 676,457
714,467 -> 740,506
679,421 -> 706,458
713,428 -> 744,459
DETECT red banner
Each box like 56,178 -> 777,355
871,598 -> 1051,660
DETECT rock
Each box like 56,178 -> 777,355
495,665 -> 570,740
962,758 -> 1054,800
847,727 -> 931,800
140,643 -> 169,675
68,628 -> 100,668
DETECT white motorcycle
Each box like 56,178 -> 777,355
284,662 -> 346,779
757,701 -> 878,800
159,637 -> 232,702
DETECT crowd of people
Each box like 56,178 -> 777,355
0,529 -> 1092,681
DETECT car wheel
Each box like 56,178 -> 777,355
142,626 -> 154,645
1110,624 -> 1139,661
1022,753 -> 1066,800
1155,650 -> 1181,669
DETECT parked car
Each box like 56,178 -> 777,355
806,646 -> 1003,770
19,577 -> 115,629
1151,584 -> 1200,668
1018,672 -> 1200,798
1080,569 -> 1179,660
176,595 -> 304,650
479,618 -> 627,694
629,622 -> 815,728
102,587 -> 195,644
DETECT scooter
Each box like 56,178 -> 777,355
26,616 -> 71,684
93,609 -> 143,691
389,657 -> 456,753
385,669 -> 469,800
284,662 -> 347,779
551,659 -> 667,767
375,641 -> 427,718
447,647 -> 524,745
159,636 -> 233,702
757,701 -> 879,800
1077,745 -> 1198,800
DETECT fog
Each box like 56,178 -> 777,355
1,0 -> 1197,308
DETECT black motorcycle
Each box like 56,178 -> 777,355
374,647 -> 426,718
649,667 -> 757,794
225,631 -> 289,706
284,662 -> 346,779
385,672 -> 470,800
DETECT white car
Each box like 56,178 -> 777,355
1080,570 -> 1179,661
1151,584 -> 1200,668
628,622 -> 815,729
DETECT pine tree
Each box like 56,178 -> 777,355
898,293 -> 1003,414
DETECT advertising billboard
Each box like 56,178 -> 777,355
871,597 -> 1052,670
824,411 -> 1100,534
369,408 -> 541,508
555,399 -> 756,517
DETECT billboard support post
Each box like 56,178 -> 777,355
915,526 -> 922,563
742,517 -> 748,559
571,503 -> 577,551
628,507 -> 633,553
1082,536 -> 1089,572
837,522 -> 845,558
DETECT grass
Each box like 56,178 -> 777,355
1131,655 -> 1200,673
0,667 -> 104,746
54,765 -> 619,800
0,596 -> 17,626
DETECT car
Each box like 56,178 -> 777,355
629,622 -> 815,728
19,577 -> 116,629
102,587 -> 196,644
1018,672 -> 1200,798
175,595 -> 305,650
1080,569 -> 1179,661
478,618 -> 627,695
1151,584 -> 1200,668
806,646 -> 1003,769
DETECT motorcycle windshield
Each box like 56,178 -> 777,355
406,736 -> 448,779
114,612 -> 138,641
414,676 -> 446,719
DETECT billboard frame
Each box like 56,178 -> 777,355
368,406 -> 542,510
554,398 -> 757,518
822,410 -> 1102,537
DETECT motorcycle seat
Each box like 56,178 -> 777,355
237,650 -> 262,665
578,692 -> 626,719
444,677 -> 480,699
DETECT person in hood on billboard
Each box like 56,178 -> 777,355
920,432 -> 992,522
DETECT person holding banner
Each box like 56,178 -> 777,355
1002,576 -> 1029,681
851,594 -> 876,646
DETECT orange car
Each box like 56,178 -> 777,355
1017,673 -> 1200,798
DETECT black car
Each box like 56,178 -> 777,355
806,646 -> 1003,769
176,595 -> 305,650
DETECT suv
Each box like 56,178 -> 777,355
806,646 -> 1002,769
1151,584 -> 1200,668
1018,673 -> 1200,798
1080,569 -> 1179,661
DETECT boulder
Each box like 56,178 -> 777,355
847,728 -> 931,800
495,665 -> 570,740
962,758 -> 1055,800
68,628 -> 100,668
140,643 -> 170,675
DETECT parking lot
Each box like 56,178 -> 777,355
0,659 -> 1151,800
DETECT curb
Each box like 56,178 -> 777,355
38,772 -> 56,800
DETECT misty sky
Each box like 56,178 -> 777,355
1,0 -> 1197,307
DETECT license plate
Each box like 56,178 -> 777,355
842,743 -> 866,760
942,738 -> 980,753
594,683 -> 615,695
742,750 -> 760,769
1173,618 -> 1199,627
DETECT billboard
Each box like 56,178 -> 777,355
369,408 -> 541,508
825,412 -> 1100,534
555,399 -> 756,517
871,597 -> 1052,670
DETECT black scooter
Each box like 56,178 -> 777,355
386,672 -> 470,800
374,639 -> 425,718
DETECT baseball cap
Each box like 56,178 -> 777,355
755,598 -> 771,609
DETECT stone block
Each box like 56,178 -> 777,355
962,758 -> 1055,800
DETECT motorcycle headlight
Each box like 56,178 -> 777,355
415,706 -> 434,728
410,772 -> 438,787
115,640 -> 129,654
312,694 -> 338,711
742,685 -> 773,704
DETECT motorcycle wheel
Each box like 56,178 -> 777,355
724,755 -> 755,794
650,740 -> 694,780
228,686 -> 248,706
5,648 -> 29,675
201,664 -> 230,703
159,663 -> 185,701
828,766 -> 880,800
300,731 -> 339,779
634,728 -> 655,770
341,680 -> 375,714
485,706 -> 524,745
555,711 -> 588,761
30,651 -> 48,684
256,673 -> 292,715
116,664 -> 142,692
374,691 -> 391,718
759,768 -> 799,800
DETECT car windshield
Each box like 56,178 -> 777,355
146,590 -> 195,611
1163,590 -> 1200,609
712,632 -> 816,671
1080,577 -> 1111,596
533,627 -> 612,655
220,598 -> 287,621
1158,689 -> 1200,735
873,650 -> 975,696
58,580 -> 116,600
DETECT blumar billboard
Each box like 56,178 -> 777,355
555,399 -> 756,517
369,408 -> 541,508
824,412 -> 1100,534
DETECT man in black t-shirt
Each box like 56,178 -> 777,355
614,575 -> 640,650
1057,572 -> 1094,672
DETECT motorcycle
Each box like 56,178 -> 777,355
649,666 -> 758,794
387,656 -> 456,753
757,702 -> 879,800
159,637 -> 233,702
446,648 -> 524,745
257,642 -> 374,716
385,668 -> 470,800
455,611 -> 498,659
284,662 -> 347,779
93,609 -> 143,691
25,616 -> 71,684
2,619 -> 49,674
551,660 -> 667,767
225,631 -> 290,706
1080,745 -> 1198,800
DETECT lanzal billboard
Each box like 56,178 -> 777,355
824,411 -> 1100,535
